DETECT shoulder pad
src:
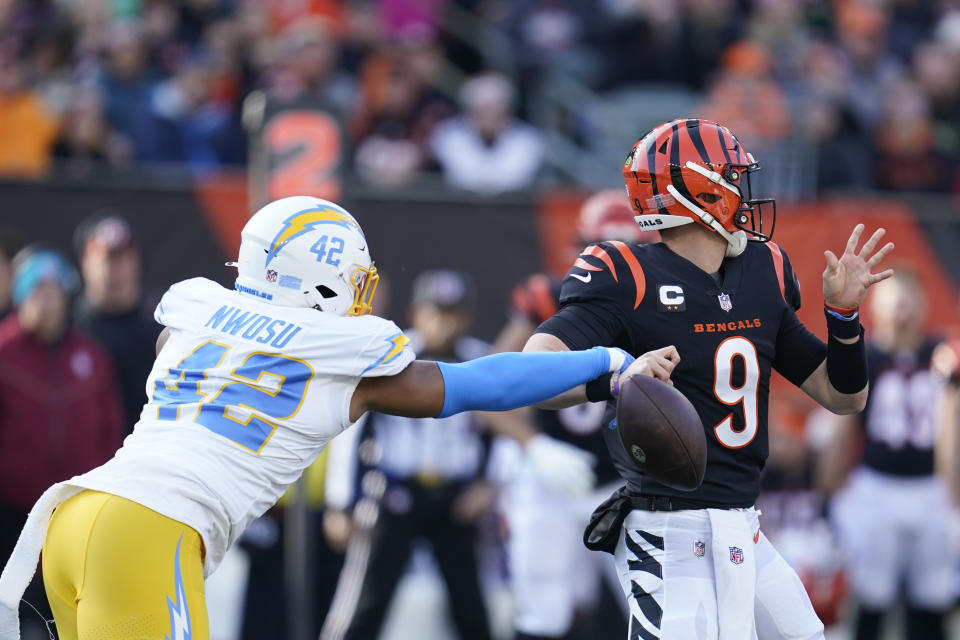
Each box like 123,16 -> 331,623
764,242 -> 802,311
560,241 -> 647,310
351,316 -> 416,378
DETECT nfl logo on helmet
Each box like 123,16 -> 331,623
729,546 -> 744,565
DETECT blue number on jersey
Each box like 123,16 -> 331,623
154,341 -> 230,420
197,353 -> 313,452
309,235 -> 345,267
153,341 -> 313,452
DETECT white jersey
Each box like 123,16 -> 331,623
70,277 -> 415,575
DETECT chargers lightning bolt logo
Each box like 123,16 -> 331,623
165,534 -> 192,640
361,332 -> 411,374
265,204 -> 363,268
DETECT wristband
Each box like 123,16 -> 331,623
824,302 -> 858,316
826,328 -> 869,394
586,373 -> 615,402
824,305 -> 861,340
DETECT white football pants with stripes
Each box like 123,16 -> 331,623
614,507 -> 824,640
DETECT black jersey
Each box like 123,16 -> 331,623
860,340 -> 939,476
537,240 -> 827,507
512,274 -> 620,485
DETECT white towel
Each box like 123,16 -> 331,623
708,508 -> 758,640
0,484 -> 82,640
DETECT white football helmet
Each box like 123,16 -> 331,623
230,196 -> 379,316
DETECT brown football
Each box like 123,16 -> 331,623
616,375 -> 707,491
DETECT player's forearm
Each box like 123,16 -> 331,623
436,347 -> 617,417
803,306 -> 869,414
801,359 -> 868,415
531,385 -> 590,410
520,331 -> 591,409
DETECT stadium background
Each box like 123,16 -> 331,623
2,0 -> 960,638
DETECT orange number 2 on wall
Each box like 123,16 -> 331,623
265,111 -> 342,201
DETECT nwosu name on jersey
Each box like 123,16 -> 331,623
860,340 -> 940,476
537,240 -> 826,507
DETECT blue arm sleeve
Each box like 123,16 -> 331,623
436,347 -> 611,418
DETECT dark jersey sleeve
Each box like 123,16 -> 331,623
535,242 -> 634,351
781,246 -> 802,312
773,247 -> 826,386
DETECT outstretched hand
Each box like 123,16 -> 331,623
822,223 -> 895,309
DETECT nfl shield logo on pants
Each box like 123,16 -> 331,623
718,293 -> 733,312
694,540 -> 706,557
729,546 -> 744,565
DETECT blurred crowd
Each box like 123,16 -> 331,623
3,0 -> 960,193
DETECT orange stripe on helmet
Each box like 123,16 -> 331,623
528,274 -> 558,321
766,242 -> 786,302
580,245 -> 618,282
607,241 -> 646,309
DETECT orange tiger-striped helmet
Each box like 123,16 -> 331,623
621,119 -> 775,257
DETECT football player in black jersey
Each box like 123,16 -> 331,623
524,119 -> 894,640
821,271 -> 956,640
494,191 -> 657,640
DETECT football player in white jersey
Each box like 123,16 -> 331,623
0,196 -> 635,640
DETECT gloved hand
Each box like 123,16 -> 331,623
525,433 -> 597,497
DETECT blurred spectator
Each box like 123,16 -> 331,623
7,0 -> 960,193
97,21 -> 157,161
796,42 -> 874,192
265,17 -> 356,115
52,84 -> 133,175
836,2 -> 905,133
872,78 -> 950,190
912,42 -> 960,164
73,213 -> 161,433
0,228 -> 19,323
430,72 -> 543,193
321,270 -> 494,640
0,247 -> 124,636
353,40 -> 455,185
818,271 -> 955,640
801,97 -> 874,192
25,13 -> 76,118
677,0 -> 744,89
0,44 -> 58,176
585,0 -> 684,89
145,55 -> 239,174
697,40 -> 791,151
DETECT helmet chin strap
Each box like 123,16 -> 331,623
666,184 -> 747,257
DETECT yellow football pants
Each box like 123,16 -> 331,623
41,490 -> 208,640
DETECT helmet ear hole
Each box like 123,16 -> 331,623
316,285 -> 338,299
698,193 -> 721,204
